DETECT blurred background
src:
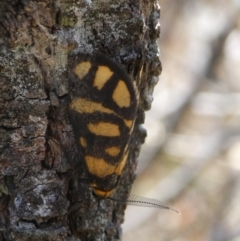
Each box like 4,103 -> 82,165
123,0 -> 240,240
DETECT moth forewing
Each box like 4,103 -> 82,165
68,52 -> 137,198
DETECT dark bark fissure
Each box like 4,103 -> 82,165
0,1 -> 161,240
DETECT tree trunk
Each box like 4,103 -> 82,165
0,1 -> 161,240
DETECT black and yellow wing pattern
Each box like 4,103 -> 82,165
68,53 -> 137,198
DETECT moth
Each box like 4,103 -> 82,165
68,52 -> 137,198
68,52 -> 179,213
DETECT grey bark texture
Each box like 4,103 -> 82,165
0,1 -> 161,240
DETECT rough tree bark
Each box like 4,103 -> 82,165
0,1 -> 161,240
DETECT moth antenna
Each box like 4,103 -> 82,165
108,194 -> 180,214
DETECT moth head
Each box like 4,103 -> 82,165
92,188 -> 114,198
90,173 -> 119,198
